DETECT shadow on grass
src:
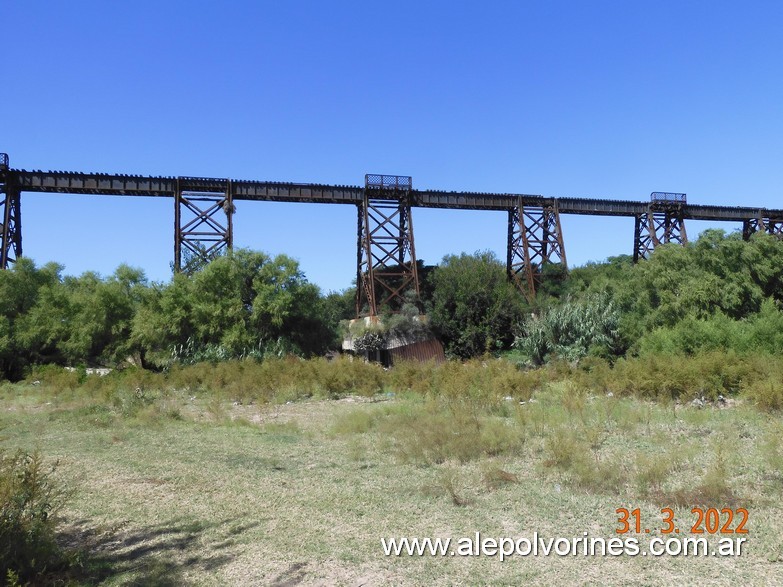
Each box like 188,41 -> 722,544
59,516 -> 260,585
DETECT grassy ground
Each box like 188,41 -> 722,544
2,379 -> 783,586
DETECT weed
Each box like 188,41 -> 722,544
481,465 -> 519,491
571,455 -> 626,494
331,409 -> 378,435
345,438 -> 367,463
262,420 -> 302,442
635,451 -> 678,496
581,421 -> 609,457
0,450 -> 70,582
743,376 -> 783,411
543,426 -> 586,471
382,399 -> 523,465
652,438 -> 739,508
761,426 -> 783,480
542,424 -> 624,494
423,468 -> 472,507
206,395 -> 228,423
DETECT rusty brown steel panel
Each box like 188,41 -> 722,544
388,338 -> 446,366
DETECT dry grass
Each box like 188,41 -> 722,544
1,380 -> 783,585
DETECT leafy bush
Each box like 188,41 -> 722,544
637,299 -> 783,357
429,251 -> 526,359
0,450 -> 69,582
515,294 -> 620,365
743,376 -> 783,411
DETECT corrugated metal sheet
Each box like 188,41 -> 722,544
387,338 -> 446,366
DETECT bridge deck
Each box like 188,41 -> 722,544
6,169 -> 782,222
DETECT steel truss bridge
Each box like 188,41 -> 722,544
2,153 -> 783,315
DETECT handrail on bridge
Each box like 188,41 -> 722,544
365,174 -> 413,191
651,191 -> 686,204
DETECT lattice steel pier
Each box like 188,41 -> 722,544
507,199 -> 567,303
356,174 -> 420,317
174,177 -> 234,273
633,193 -> 688,262
0,154 -> 22,269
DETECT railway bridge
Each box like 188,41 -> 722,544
2,153 -> 782,315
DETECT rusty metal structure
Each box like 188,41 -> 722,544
507,199 -> 567,302
742,213 -> 783,240
387,338 -> 446,366
174,177 -> 234,273
4,154 -> 783,311
633,192 -> 689,262
356,175 -> 419,316
0,154 -> 22,268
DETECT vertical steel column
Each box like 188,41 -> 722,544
656,209 -> 687,244
174,179 -> 182,271
356,197 -> 376,317
633,205 -> 687,261
356,174 -> 419,317
173,178 -> 234,273
0,154 -> 22,269
633,211 -> 656,262
506,199 -> 567,303
742,217 -> 759,241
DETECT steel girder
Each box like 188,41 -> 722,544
633,206 -> 688,262
506,200 -> 567,303
356,175 -> 420,317
174,178 -> 234,273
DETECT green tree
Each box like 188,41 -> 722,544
133,248 -> 334,363
0,259 -> 62,378
429,251 -> 526,359
15,265 -> 148,367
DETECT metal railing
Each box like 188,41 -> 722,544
365,174 -> 412,190
651,192 -> 686,204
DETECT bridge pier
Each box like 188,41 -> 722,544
0,154 -> 22,269
742,214 -> 783,240
506,199 -> 567,303
174,178 -> 234,273
633,204 -> 687,262
356,175 -> 420,317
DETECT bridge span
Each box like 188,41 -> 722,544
2,154 -> 782,314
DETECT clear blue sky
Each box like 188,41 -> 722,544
4,1 -> 782,292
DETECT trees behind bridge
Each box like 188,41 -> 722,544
0,250 -> 341,379
2,229 -> 783,379
531,229 -> 783,361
